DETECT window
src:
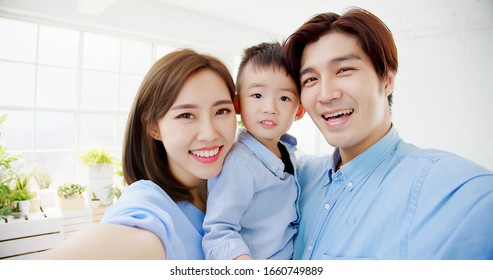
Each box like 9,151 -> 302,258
0,16 -> 185,187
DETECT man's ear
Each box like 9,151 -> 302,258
146,122 -> 161,141
295,104 -> 305,121
233,94 -> 241,114
384,70 -> 396,97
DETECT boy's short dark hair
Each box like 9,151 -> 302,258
236,42 -> 295,95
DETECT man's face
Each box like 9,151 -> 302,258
299,32 -> 394,163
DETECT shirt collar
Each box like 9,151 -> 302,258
237,128 -> 286,177
330,125 -> 401,188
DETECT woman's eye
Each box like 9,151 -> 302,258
252,93 -> 262,99
216,108 -> 232,116
177,113 -> 193,119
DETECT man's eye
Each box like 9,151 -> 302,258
301,77 -> 317,87
336,68 -> 353,75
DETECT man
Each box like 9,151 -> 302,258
283,7 -> 493,259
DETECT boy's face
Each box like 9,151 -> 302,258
299,32 -> 394,163
238,64 -> 301,148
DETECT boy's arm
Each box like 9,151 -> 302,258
202,157 -> 255,260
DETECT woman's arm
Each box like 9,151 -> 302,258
40,223 -> 165,259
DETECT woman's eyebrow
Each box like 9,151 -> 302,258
170,99 -> 232,110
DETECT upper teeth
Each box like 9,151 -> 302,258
324,109 -> 354,119
191,148 -> 219,158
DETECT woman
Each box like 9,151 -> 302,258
41,49 -> 237,259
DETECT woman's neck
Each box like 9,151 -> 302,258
189,184 -> 207,213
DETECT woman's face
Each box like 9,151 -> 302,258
153,69 -> 237,187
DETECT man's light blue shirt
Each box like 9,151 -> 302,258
203,129 -> 300,259
294,125 -> 493,259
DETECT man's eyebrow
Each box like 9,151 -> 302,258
300,53 -> 362,77
170,99 -> 232,110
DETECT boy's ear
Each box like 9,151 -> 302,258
295,104 -> 305,120
233,94 -> 241,114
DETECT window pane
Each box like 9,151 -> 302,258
34,151 -> 75,187
79,113 -> 116,150
80,70 -> 119,110
0,61 -> 35,107
0,17 -> 37,63
119,74 -> 142,112
35,112 -> 75,150
37,66 -> 77,109
38,25 -> 80,67
121,39 -> 152,75
0,110 -> 33,151
83,32 -> 120,71
117,113 -> 128,151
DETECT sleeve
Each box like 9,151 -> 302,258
409,157 -> 493,259
101,181 -> 196,259
202,155 -> 256,260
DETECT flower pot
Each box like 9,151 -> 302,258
38,189 -> 57,207
90,200 -> 101,208
30,197 -> 41,212
88,165 -> 114,206
13,200 -> 31,215
58,195 -> 85,211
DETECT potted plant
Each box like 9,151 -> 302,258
90,192 -> 101,208
57,183 -> 86,211
81,148 -> 115,206
0,114 -> 18,217
34,167 -> 56,208
0,184 -> 12,217
10,201 -> 22,219
10,171 -> 32,216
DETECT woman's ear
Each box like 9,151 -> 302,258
295,104 -> 305,120
233,94 -> 241,114
146,122 -> 161,141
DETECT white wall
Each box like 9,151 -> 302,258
393,27 -> 493,170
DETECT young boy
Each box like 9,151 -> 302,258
202,42 -> 305,260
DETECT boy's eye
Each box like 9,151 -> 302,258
252,93 -> 262,99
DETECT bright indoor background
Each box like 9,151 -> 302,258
0,0 -> 492,188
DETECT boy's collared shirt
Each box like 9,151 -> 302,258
203,129 -> 300,260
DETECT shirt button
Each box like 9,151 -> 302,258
324,203 -> 330,210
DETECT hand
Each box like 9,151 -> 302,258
234,254 -> 253,260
